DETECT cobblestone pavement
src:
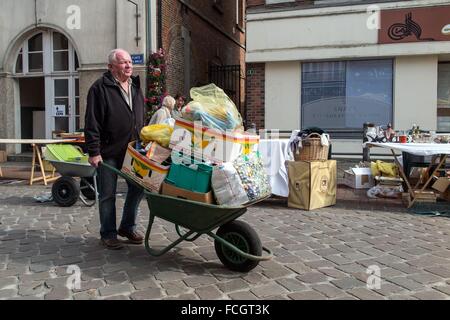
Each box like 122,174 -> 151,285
1,181 -> 450,300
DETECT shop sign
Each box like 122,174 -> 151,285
379,5 -> 450,44
131,54 -> 144,65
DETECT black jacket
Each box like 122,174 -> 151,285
84,71 -> 145,163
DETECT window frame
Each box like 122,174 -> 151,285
301,58 -> 394,139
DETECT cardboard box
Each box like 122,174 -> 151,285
342,167 -> 374,189
121,142 -> 170,193
170,118 -> 259,164
0,151 -> 6,163
432,177 -> 450,193
161,182 -> 214,204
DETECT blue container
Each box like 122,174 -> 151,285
166,162 -> 213,193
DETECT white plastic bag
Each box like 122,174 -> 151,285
212,163 -> 249,206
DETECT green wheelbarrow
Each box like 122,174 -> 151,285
102,162 -> 273,272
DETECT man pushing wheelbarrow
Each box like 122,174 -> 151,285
85,48 -> 146,250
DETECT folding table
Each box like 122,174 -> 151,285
365,142 -> 450,208
0,139 -> 75,186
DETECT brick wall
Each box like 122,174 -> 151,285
160,0 -> 245,111
245,63 -> 265,130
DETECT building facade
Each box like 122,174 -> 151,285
246,0 -> 450,156
160,0 -> 246,117
0,0 -> 246,155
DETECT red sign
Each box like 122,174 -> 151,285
379,5 -> 450,44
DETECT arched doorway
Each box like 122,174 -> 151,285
13,29 -> 80,147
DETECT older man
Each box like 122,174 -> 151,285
85,49 -> 145,250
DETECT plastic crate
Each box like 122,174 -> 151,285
166,162 -> 213,193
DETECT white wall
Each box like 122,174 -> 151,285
0,0 -> 147,72
265,61 -> 301,130
394,55 -> 438,131
246,0 -> 450,63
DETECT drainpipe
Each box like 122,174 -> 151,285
127,0 -> 141,47
158,0 -> 162,49
146,0 -> 152,58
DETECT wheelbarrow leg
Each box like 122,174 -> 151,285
144,212 -> 198,257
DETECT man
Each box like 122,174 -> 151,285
85,49 -> 145,250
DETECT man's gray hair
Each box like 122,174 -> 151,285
108,49 -> 128,64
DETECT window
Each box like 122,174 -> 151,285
53,32 -> 69,71
28,33 -> 43,72
438,62 -> 450,132
302,59 -> 393,135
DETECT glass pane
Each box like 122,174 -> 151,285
438,63 -> 450,131
55,80 -> 69,97
53,32 -> 68,50
15,54 -> 23,73
75,51 -> 79,70
55,117 -> 69,133
28,52 -> 43,72
75,98 -> 80,116
28,33 -> 43,52
75,116 -> 81,131
53,51 -> 69,71
75,79 -> 79,96
345,60 -> 393,128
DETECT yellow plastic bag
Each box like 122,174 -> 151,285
371,161 -> 398,178
182,84 -> 243,131
140,124 -> 174,148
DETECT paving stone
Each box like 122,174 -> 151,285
183,275 -> 219,288
73,280 -> 105,293
98,284 -> 133,297
388,277 -> 423,291
130,288 -> 163,300
331,278 -> 366,290
251,283 -> 288,298
312,284 -> 345,299
413,290 -> 448,300
217,279 -> 250,293
347,288 -> 385,300
0,289 -> 17,299
161,281 -> 190,297
424,266 -> 450,278
0,276 -> 18,289
44,286 -> 71,300
406,273 -> 442,285
288,290 -> 326,300
155,271 -> 186,282
195,285 -> 223,300
104,272 -> 128,284
285,263 -> 313,275
297,272 -> 328,284
228,291 -> 259,300
433,285 -> 450,296
276,278 -> 308,292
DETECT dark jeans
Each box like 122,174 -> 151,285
97,158 -> 144,240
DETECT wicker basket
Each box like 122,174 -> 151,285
294,133 -> 329,161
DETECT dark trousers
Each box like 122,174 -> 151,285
97,158 -> 144,240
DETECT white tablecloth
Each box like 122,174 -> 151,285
258,139 -> 292,197
366,142 -> 450,156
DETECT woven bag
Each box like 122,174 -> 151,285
295,133 -> 329,161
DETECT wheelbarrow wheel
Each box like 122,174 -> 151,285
214,220 -> 262,272
52,176 -> 80,207
80,177 -> 96,201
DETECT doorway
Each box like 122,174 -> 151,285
14,29 -> 80,141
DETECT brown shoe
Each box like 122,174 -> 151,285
101,238 -> 124,250
118,229 -> 144,244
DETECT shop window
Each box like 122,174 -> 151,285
302,59 -> 393,137
438,62 -> 450,132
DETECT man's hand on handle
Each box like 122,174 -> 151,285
89,155 -> 103,168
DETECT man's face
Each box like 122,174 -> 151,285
109,51 -> 133,80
